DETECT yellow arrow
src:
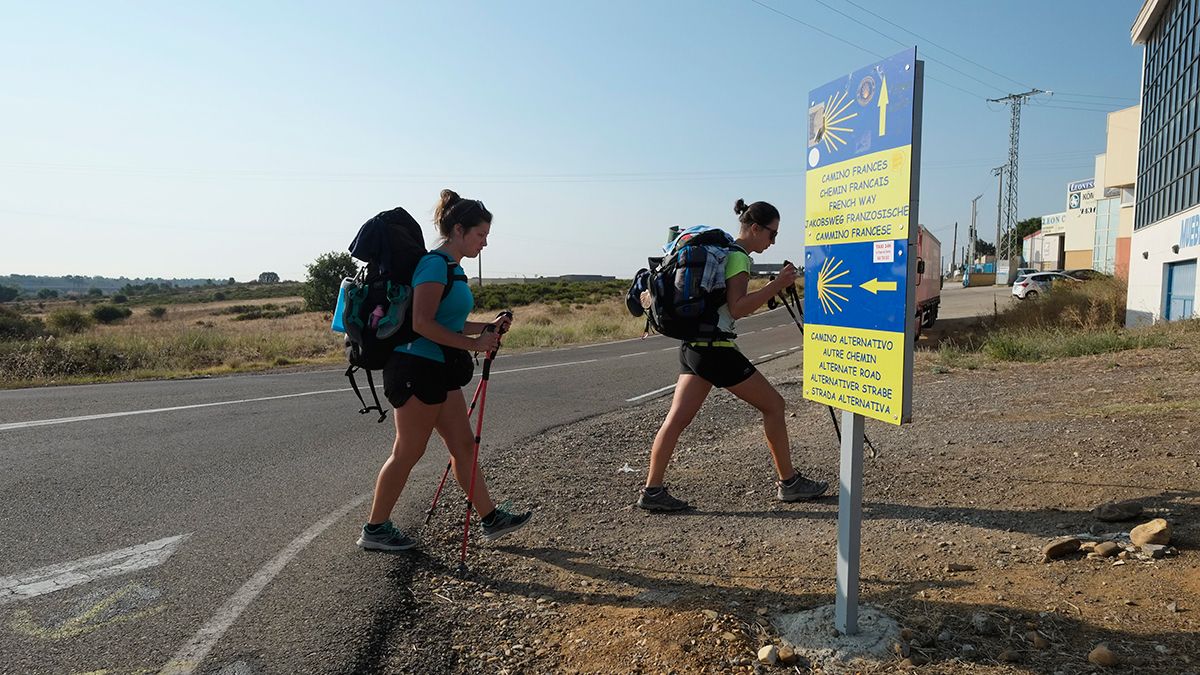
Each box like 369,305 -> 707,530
860,278 -> 898,294
877,75 -> 889,136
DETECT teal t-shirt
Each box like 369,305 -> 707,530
716,249 -> 752,336
396,251 -> 474,362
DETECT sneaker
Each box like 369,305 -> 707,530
776,474 -> 829,502
356,521 -> 417,551
481,505 -> 533,541
636,486 -> 691,512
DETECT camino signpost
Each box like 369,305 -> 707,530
803,48 -> 923,635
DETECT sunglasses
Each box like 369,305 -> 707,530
759,223 -> 778,243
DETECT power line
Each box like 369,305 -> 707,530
806,0 -> 1007,95
841,0 -> 1034,91
747,0 -> 991,100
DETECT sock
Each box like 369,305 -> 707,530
365,521 -> 387,533
781,474 -> 800,487
481,509 -> 498,526
644,486 -> 664,495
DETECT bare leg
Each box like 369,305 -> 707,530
645,374 -> 713,487
727,371 -> 795,480
368,398 -> 440,524
435,389 -> 497,517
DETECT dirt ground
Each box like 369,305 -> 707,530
364,339 -> 1199,674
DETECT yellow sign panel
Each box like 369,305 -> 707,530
802,324 -> 906,425
804,145 -> 912,246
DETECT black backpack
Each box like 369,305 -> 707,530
626,227 -> 743,341
340,208 -> 465,422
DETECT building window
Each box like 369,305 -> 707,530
1136,0 -> 1200,230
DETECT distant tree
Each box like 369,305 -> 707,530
48,308 -> 92,333
258,271 -> 280,284
111,293 -> 128,304
303,252 -> 357,312
36,288 -> 59,299
0,285 -> 20,302
91,305 -> 133,324
87,287 -> 104,297
147,306 -> 168,320
0,306 -> 45,339
227,277 -> 237,285
974,240 -> 996,257
1016,216 -> 1042,240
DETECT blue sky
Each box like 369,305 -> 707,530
0,1 -> 1142,280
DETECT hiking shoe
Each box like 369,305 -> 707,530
356,521 -> 417,551
636,486 -> 691,512
776,474 -> 829,502
481,505 -> 533,541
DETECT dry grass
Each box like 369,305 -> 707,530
2,279 -> 793,388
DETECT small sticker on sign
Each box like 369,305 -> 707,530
873,241 -> 894,263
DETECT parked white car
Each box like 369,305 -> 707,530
1011,272 -> 1078,299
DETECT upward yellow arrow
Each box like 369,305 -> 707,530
877,76 -> 889,137
860,277 -> 898,294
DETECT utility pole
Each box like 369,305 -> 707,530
478,253 -> 483,287
992,165 -> 1006,283
969,194 -> 982,269
988,89 -> 1047,273
950,221 -> 958,276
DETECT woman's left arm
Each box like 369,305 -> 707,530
463,313 -> 512,336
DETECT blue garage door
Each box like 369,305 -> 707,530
1165,260 -> 1197,321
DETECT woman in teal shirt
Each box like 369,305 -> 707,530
638,199 -> 829,511
357,190 -> 532,551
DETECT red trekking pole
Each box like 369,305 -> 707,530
457,311 -> 511,573
423,312 -> 510,526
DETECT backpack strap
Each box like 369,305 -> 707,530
426,250 -> 470,299
345,364 -> 387,423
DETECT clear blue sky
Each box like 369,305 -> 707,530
0,1 -> 1142,281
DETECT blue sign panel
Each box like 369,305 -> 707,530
806,48 -> 917,172
804,240 -> 910,334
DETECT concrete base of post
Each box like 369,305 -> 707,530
773,604 -> 900,673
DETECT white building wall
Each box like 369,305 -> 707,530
1126,204 -> 1200,326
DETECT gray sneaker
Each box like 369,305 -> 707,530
777,474 -> 829,502
481,505 -> 533,541
636,486 -> 692,512
356,521 -> 417,551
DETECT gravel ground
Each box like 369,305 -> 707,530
352,339 -> 1200,674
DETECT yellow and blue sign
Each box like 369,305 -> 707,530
804,48 -> 922,425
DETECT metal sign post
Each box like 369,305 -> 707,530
804,48 -> 923,635
835,410 -> 865,634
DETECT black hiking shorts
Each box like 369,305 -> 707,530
679,342 -> 756,388
383,352 -> 461,408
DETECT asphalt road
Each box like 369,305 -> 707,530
0,287 -> 996,674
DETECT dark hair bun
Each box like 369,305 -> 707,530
734,198 -> 748,216
440,189 -> 461,208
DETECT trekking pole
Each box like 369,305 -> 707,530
426,312 -> 511,524
459,310 -> 512,573
773,272 -> 880,458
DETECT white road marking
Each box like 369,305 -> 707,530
758,354 -> 774,359
625,383 -> 678,402
485,359 -> 599,376
0,535 -> 188,606
0,389 -> 351,433
619,351 -> 650,359
158,494 -> 369,675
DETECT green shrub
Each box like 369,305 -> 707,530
0,307 -> 45,340
91,305 -> 133,324
36,289 -> 58,299
0,285 -> 19,303
148,306 -> 168,320
303,251 -> 357,312
213,291 -> 227,301
48,308 -> 93,334
112,294 -> 129,304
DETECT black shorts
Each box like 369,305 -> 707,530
679,342 -> 756,388
382,352 -> 461,408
